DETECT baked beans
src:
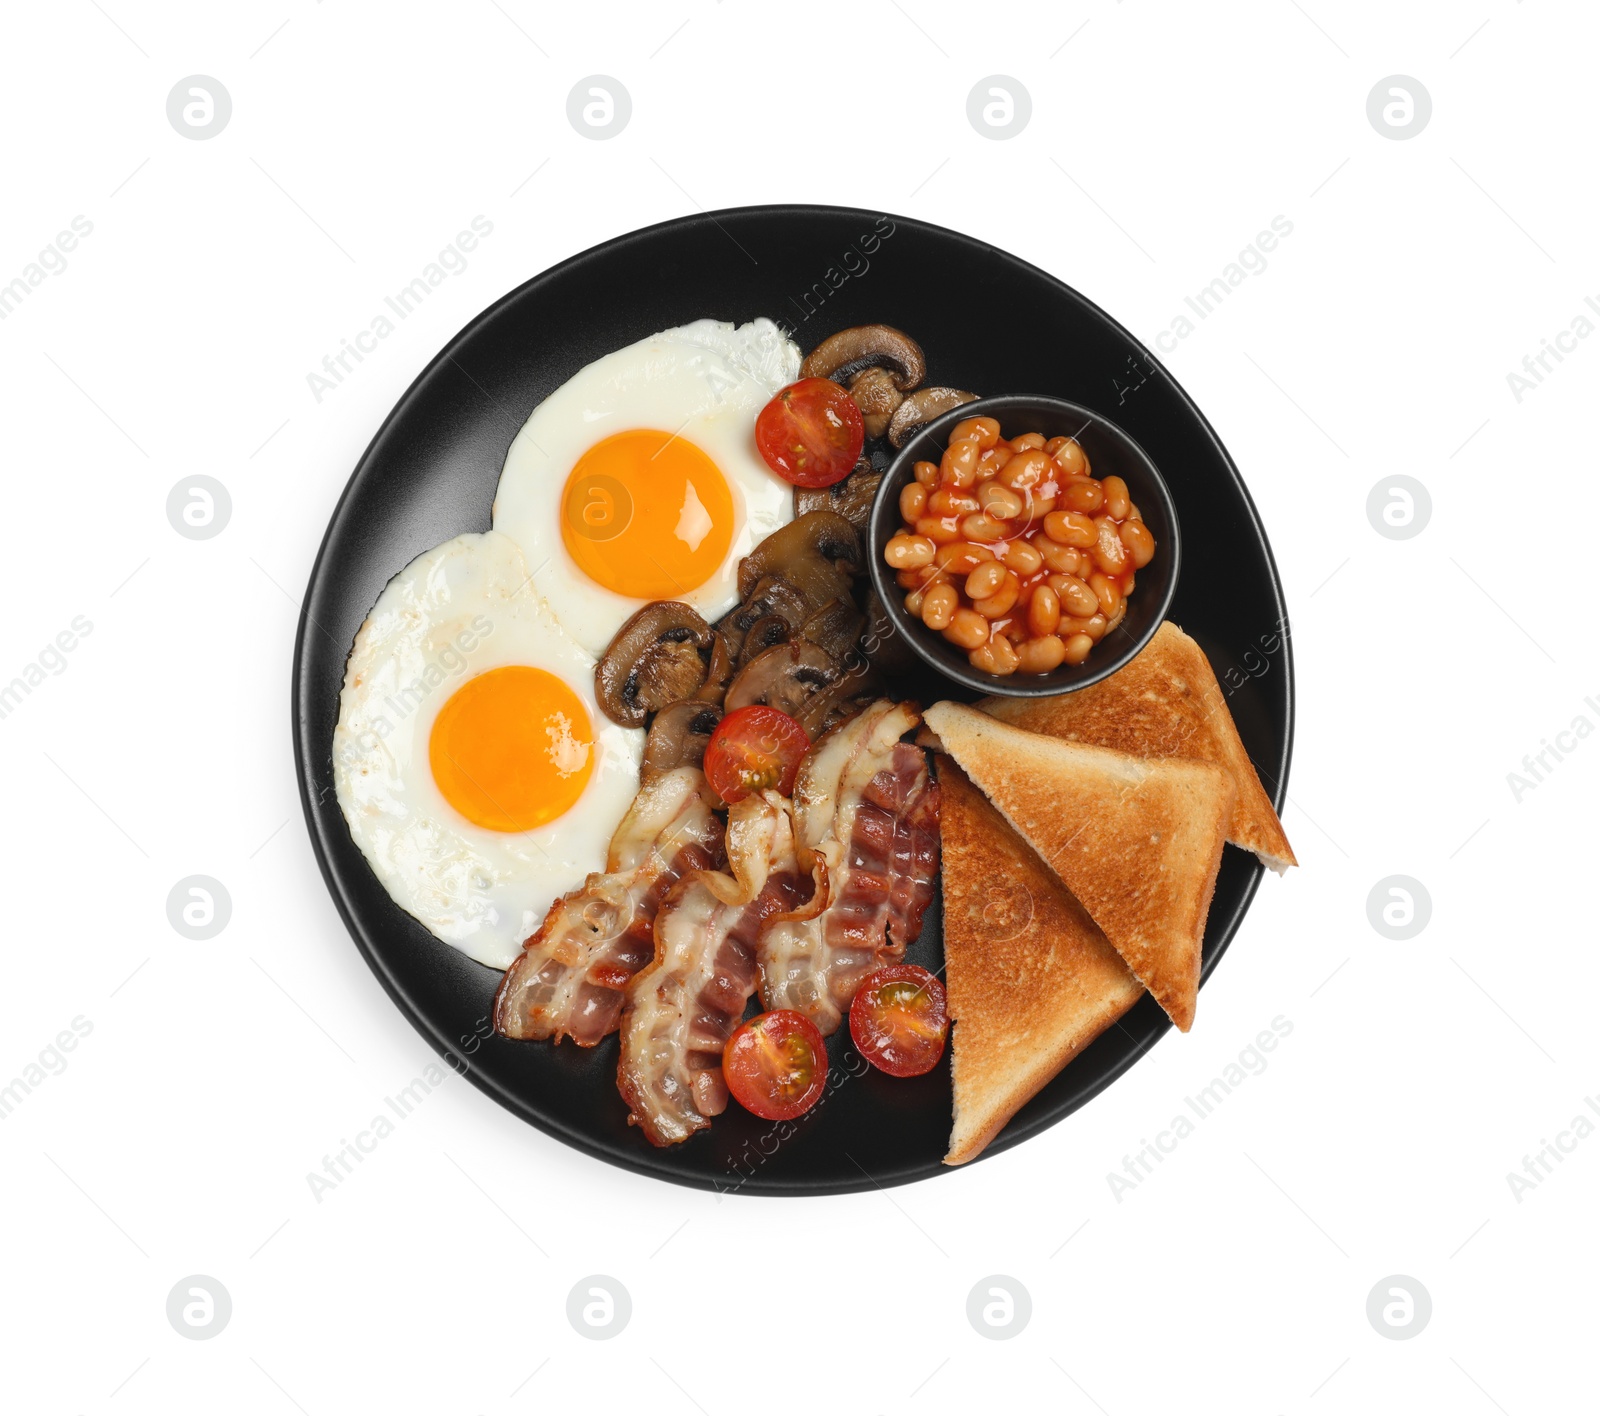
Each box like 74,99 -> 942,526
885,418 -> 1155,676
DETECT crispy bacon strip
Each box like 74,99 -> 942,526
617,793 -> 811,1147
757,700 -> 939,1035
493,768 -> 724,1047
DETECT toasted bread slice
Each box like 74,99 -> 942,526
939,759 -> 1143,1165
979,622 -> 1296,874
923,701 -> 1234,1032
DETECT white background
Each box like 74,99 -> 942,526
2,1 -> 1595,1411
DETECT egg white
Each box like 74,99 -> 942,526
333,530 -> 644,969
491,317 -> 801,655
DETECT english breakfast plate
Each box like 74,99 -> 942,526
292,205 -> 1294,1194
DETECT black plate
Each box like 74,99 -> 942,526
293,205 -> 1294,1195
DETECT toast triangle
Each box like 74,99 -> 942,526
980,622 -> 1295,873
923,700 -> 1235,1032
939,759 -> 1143,1165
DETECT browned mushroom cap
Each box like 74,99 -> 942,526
641,700 -> 724,779
887,387 -> 979,448
693,631 -> 733,706
848,367 -> 904,439
724,640 -> 840,720
794,458 -> 882,534
593,602 -> 714,727
717,575 -> 808,664
736,510 -> 860,611
794,660 -> 882,739
741,613 -> 791,662
800,325 -> 926,392
800,596 -> 865,662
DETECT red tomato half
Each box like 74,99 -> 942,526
849,965 -> 948,1077
754,378 -> 864,488
703,705 -> 810,805
723,1010 -> 829,1121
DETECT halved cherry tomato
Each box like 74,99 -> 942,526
755,377 -> 864,488
723,1010 -> 829,1121
849,964 -> 948,1077
703,705 -> 809,805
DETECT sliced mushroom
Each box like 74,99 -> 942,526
736,510 -> 860,611
849,367 -> 904,439
717,575 -> 808,663
694,631 -> 734,706
794,660 -> 882,739
724,640 -> 840,721
800,325 -> 926,392
800,597 -> 865,663
594,602 -> 714,728
740,613 -> 791,663
887,387 -> 979,448
794,458 -> 882,534
641,700 -> 724,779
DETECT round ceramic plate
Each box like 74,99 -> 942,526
292,205 -> 1294,1195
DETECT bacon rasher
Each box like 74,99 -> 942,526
617,792 -> 811,1147
493,767 -> 724,1047
757,700 -> 940,1036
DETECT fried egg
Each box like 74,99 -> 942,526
492,318 -> 801,655
333,531 -> 644,968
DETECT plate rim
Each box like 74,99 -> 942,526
291,202 -> 1295,1195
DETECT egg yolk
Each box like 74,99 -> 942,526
429,666 -> 593,833
561,428 -> 735,600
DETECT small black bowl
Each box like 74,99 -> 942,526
867,394 -> 1182,698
